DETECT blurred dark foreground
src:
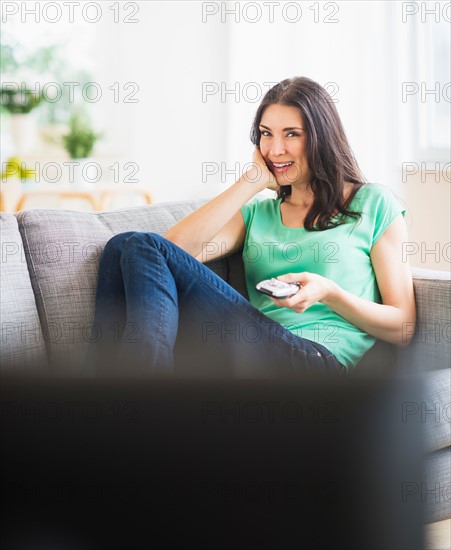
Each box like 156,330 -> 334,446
0,368 -> 426,550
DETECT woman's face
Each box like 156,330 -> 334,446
258,103 -> 310,187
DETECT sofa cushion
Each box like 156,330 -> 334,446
0,213 -> 48,370
15,202 -> 229,372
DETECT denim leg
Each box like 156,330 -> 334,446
117,233 -> 180,373
116,232 -> 345,378
83,231 -> 137,373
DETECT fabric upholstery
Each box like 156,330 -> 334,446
397,268 -> 451,373
0,213 -> 47,370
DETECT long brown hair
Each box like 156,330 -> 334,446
250,76 -> 367,231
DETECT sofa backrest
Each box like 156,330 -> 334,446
1,213 -> 48,370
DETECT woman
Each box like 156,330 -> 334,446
86,76 -> 416,377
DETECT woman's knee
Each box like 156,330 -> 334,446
117,231 -> 159,263
119,232 -> 178,269
120,232 -> 170,254
102,231 -> 138,260
100,232 -> 175,270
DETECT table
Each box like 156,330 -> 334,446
0,180 -> 152,212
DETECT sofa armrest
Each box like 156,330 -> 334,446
397,267 -> 451,372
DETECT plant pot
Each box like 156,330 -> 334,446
9,113 -> 38,156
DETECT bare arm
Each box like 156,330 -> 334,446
193,209 -> 247,263
322,214 -> 416,346
274,214 -> 416,347
164,147 -> 277,260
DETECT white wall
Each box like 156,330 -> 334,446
94,2 -> 402,196
94,1 -> 229,203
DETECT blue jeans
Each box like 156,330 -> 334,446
84,232 -> 347,378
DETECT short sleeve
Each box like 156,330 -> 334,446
240,198 -> 259,230
372,186 -> 407,246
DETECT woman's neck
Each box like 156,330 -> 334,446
284,184 -> 315,208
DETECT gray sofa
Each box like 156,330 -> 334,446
1,200 -> 450,525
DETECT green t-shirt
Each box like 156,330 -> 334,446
240,183 -> 406,370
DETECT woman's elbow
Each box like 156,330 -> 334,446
397,317 -> 416,348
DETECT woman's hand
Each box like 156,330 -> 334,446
243,146 -> 279,192
269,272 -> 339,313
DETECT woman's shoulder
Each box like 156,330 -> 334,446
353,182 -> 395,199
242,195 -> 279,213
351,183 -> 406,229
349,182 -> 401,209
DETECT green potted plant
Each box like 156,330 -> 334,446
1,87 -> 44,155
62,114 -> 99,159
0,88 -> 43,114
62,113 -> 101,186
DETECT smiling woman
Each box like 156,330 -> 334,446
85,76 -> 416,377
250,77 -> 367,231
